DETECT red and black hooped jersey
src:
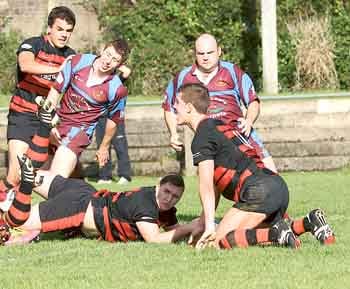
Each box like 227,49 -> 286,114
92,187 -> 178,242
10,35 -> 75,114
191,118 -> 263,202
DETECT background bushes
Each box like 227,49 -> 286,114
0,29 -> 21,95
0,1 -> 349,96
97,0 -> 350,95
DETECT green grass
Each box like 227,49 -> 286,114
1,169 -> 350,289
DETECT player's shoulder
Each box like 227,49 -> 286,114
199,118 -> 222,131
18,35 -> 43,50
171,64 -> 193,80
63,46 -> 76,57
70,53 -> 96,69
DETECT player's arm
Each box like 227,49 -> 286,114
46,57 -> 74,108
18,51 -> 62,75
164,110 -> 183,151
96,118 -> 117,167
193,159 -> 217,248
238,99 -> 260,137
237,70 -> 261,137
136,221 -> 197,243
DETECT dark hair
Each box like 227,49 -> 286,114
160,173 -> 185,189
105,38 -> 130,63
48,6 -> 76,28
178,83 -> 210,114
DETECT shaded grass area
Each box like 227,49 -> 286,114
1,170 -> 350,289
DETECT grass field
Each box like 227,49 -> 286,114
0,169 -> 349,289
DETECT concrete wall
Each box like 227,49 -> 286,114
1,97 -> 350,178
0,0 -> 100,50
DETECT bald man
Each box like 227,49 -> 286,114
162,33 -> 276,172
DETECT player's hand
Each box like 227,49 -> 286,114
195,229 -> 217,250
96,147 -> 110,167
50,128 -> 62,145
118,64 -> 131,79
237,117 -> 253,137
170,134 -> 183,151
59,55 -> 74,72
187,218 -> 204,246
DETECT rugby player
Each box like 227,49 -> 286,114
45,38 -> 130,178
0,6 -> 76,210
0,154 -> 195,245
162,33 -> 276,172
174,83 -> 335,250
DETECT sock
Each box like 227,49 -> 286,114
291,217 -> 313,236
219,228 -> 274,249
4,181 -> 33,228
26,122 -> 50,169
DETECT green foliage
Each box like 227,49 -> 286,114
98,0 -> 245,95
0,30 -> 21,94
277,0 -> 350,91
331,3 -> 350,88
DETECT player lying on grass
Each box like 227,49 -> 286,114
174,83 -> 335,250
0,99 -> 198,245
0,155 -> 198,245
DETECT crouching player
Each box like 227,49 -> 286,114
0,155 -> 197,245
174,83 -> 335,250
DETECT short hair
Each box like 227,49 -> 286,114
160,173 -> 185,189
178,83 -> 210,114
105,38 -> 130,63
48,6 -> 76,28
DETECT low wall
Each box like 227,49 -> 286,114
1,97 -> 350,177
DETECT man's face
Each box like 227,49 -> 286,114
174,93 -> 188,125
195,38 -> 221,73
157,182 -> 183,211
47,18 -> 74,48
99,46 -> 123,73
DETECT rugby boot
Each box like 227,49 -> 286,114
273,219 -> 301,249
306,209 -> 335,245
17,154 -> 35,185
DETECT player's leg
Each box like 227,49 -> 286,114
29,178 -> 95,234
26,98 -> 56,169
0,139 -> 28,212
6,140 -> 29,186
216,173 -> 299,249
216,211 -> 299,249
114,122 -> 132,184
49,146 -> 78,178
0,154 -> 37,245
49,127 -> 90,178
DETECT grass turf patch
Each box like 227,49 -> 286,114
1,170 -> 349,289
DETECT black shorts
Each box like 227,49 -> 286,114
39,176 -> 96,233
234,172 -> 289,225
7,111 -> 40,143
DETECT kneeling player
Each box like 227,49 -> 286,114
0,155 -> 197,245
174,83 -> 335,250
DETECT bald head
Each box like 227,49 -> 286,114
195,34 -> 221,73
195,34 -> 218,51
